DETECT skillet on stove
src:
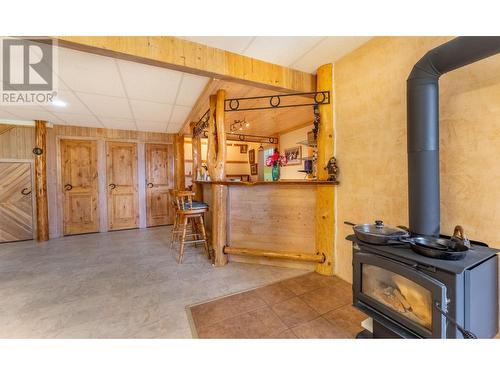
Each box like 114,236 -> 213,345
398,236 -> 469,261
345,220 -> 470,260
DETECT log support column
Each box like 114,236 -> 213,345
174,134 -> 185,190
315,64 -> 335,276
207,89 -> 228,266
34,120 -> 49,241
190,122 -> 203,201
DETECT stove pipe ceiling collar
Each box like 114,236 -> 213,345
407,36 -> 500,237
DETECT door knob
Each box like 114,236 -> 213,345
109,183 -> 117,190
21,188 -> 32,195
147,182 -> 154,188
64,184 -> 73,191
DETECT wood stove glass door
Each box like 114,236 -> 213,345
354,252 -> 447,338
362,264 -> 432,329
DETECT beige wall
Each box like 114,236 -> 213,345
279,125 -> 313,179
335,36 -> 500,282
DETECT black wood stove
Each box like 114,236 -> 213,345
347,37 -> 500,339
348,235 -> 498,338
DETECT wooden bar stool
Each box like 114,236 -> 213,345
171,190 -> 210,263
169,189 -> 204,249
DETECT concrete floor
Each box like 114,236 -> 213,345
0,227 -> 307,338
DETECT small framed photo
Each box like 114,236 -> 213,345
284,146 -> 302,165
240,144 -> 248,153
248,149 -> 255,164
250,163 -> 258,175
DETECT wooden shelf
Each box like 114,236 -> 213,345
194,179 -> 337,186
297,140 -> 317,147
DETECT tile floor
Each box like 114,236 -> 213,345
0,227 -> 308,338
190,272 -> 368,338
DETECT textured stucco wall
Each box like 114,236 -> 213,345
335,36 -> 500,282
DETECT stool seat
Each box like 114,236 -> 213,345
178,201 -> 208,210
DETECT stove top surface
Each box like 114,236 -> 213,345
346,234 -> 498,274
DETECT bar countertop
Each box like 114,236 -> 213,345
194,179 -> 338,186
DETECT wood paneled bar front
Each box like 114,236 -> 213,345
197,180 -> 337,270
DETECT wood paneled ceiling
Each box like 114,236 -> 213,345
184,79 -> 315,137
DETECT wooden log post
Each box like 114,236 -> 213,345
315,64 -> 335,276
34,120 -> 49,241
207,90 -> 228,266
174,134 -> 185,190
190,122 -> 203,201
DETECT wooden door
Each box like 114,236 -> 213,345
0,162 -> 34,242
106,141 -> 138,231
60,139 -> 99,235
145,143 -> 174,227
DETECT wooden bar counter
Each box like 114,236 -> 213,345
196,179 -> 337,270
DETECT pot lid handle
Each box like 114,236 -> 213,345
375,220 -> 384,228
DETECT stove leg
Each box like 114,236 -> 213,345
356,329 -> 373,339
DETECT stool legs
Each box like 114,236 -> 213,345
170,212 -> 178,250
177,216 -> 189,264
191,218 -> 199,247
198,215 -> 210,260
172,210 -> 210,264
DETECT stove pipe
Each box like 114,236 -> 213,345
407,36 -> 500,236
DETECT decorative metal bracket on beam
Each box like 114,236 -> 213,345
200,131 -> 278,145
225,91 -> 330,112
192,90 -> 330,138
192,109 -> 210,138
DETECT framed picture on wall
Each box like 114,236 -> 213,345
284,146 -> 302,165
250,163 -> 258,175
248,149 -> 255,164
240,144 -> 248,153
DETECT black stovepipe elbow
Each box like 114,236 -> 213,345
407,36 -> 500,237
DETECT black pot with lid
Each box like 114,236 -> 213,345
344,220 -> 409,245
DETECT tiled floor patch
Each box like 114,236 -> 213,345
190,273 -> 367,339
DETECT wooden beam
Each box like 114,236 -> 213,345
315,64 -> 335,276
174,134 -> 185,190
53,37 -> 315,92
190,122 -> 203,201
34,120 -> 49,241
224,247 -> 325,263
209,90 -> 228,266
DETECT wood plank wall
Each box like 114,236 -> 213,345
202,183 -> 317,270
0,125 -> 35,159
